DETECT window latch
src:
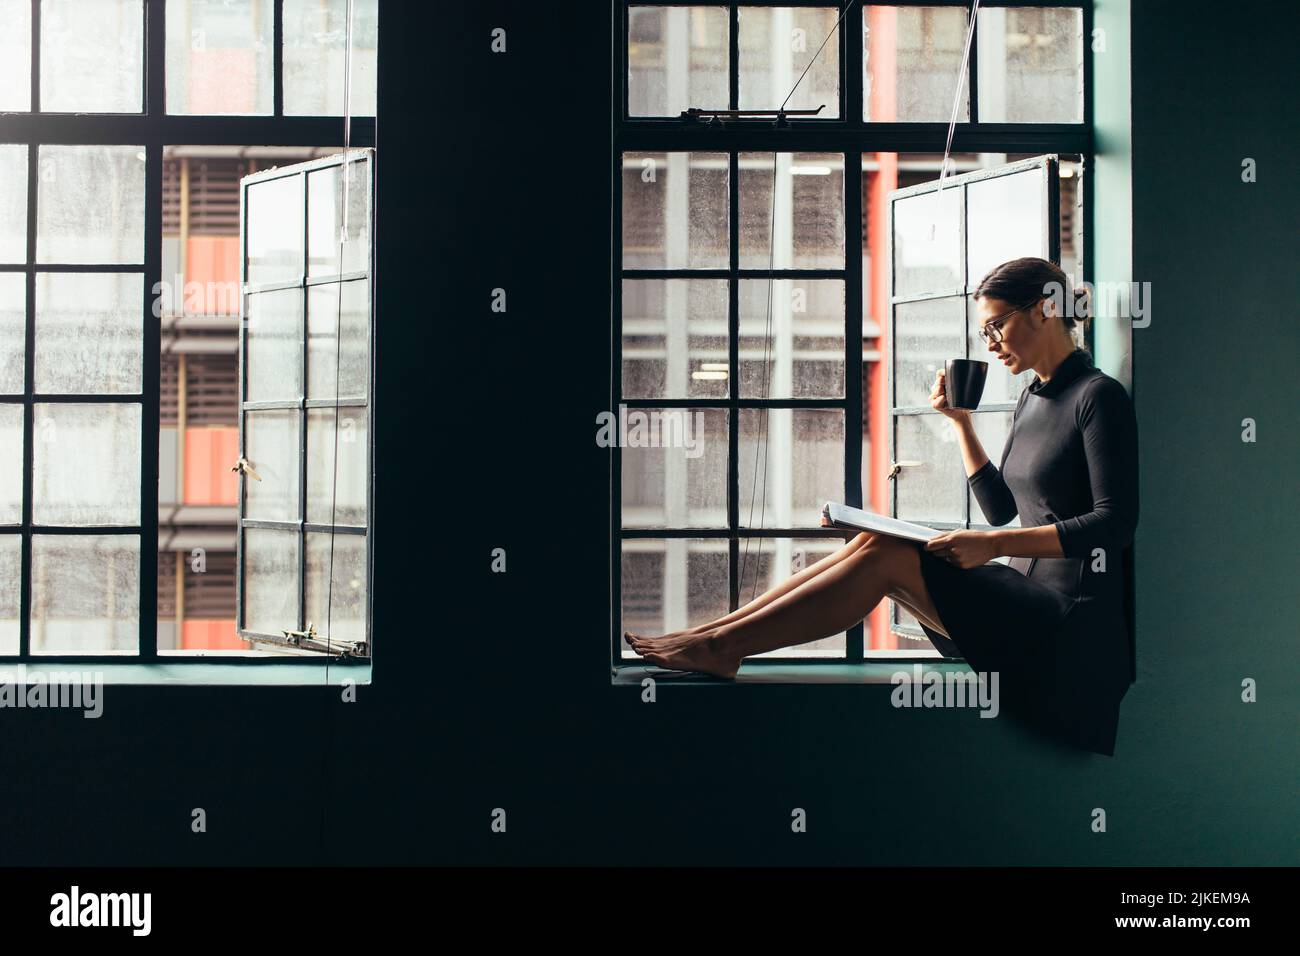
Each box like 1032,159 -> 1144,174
232,456 -> 262,481
887,460 -> 923,481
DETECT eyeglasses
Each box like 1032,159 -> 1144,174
976,301 -> 1036,345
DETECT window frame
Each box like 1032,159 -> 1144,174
0,0 -> 376,667
611,0 -> 1094,669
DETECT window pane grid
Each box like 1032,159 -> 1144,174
0,0 -> 377,664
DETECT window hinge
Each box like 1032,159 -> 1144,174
282,623 -> 317,645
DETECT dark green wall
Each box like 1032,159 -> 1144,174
0,0 -> 1293,866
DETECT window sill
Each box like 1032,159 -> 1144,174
0,660 -> 371,687
612,658 -> 969,686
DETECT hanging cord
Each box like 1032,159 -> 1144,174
738,1 -> 858,604
320,0 -> 357,864
933,0 -> 980,227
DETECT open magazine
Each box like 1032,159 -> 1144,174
820,502 -> 942,543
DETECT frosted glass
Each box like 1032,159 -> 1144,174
0,273 -> 24,393
305,532 -> 365,645
0,535 -> 17,653
0,0 -> 31,111
165,0 -> 274,115
739,408 -> 844,528
246,174 -> 303,285
864,6 -> 969,122
621,407 -> 728,529
307,408 -> 367,526
893,185 -> 961,297
969,410 -> 1021,528
35,273 -> 144,394
622,152 -> 729,269
621,279 -> 729,400
40,0 -> 143,113
242,409 -> 299,522
627,6 -> 729,117
245,289 -> 303,402
977,6 -> 1083,123
308,158 -> 370,277
242,528 -> 298,636
283,0 -> 378,116
306,281 -> 368,401
895,412 -> 962,522
620,538 -> 728,655
740,153 -> 844,269
30,534 -> 139,654
32,403 -> 141,526
0,404 -> 21,524
895,295 -> 964,407
0,145 -> 26,262
966,169 -> 1045,290
738,6 -> 840,118
739,278 -> 845,399
36,146 -> 146,264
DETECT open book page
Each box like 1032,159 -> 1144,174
821,502 -> 942,543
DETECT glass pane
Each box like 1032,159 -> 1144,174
864,6 -> 969,122
620,407 -> 727,529
165,0 -> 274,115
242,528 -> 298,635
977,7 -> 1083,123
967,294 -> 1030,404
0,405 -> 21,524
740,279 -> 844,398
308,157 -> 369,276
306,281 -> 368,401
739,6 -> 840,118
0,145 -> 26,262
305,531 -> 365,645
40,0 -> 143,112
892,184 -> 961,297
283,0 -> 378,116
0,273 -> 24,392
0,535 -> 17,653
966,169 -> 1046,289
895,412 -> 962,522
35,272 -> 143,394
32,403 -> 141,526
628,6 -> 729,117
894,295 -> 963,407
622,152 -> 729,269
0,0 -> 31,111
738,536 -> 848,657
620,538 -> 727,657
246,173 -> 304,285
31,534 -> 139,653
968,410 -> 1021,528
246,288 -> 303,402
242,409 -> 299,522
739,408 -> 844,528
36,145 -> 146,264
621,278 -> 728,400
740,152 -> 844,269
307,408 -> 366,526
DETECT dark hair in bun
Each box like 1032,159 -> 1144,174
974,256 -> 1091,331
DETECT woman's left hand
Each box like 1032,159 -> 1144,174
924,530 -> 1001,569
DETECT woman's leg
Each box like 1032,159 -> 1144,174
627,532 -> 875,648
638,536 -> 948,677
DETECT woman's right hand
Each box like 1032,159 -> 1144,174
931,370 -> 971,424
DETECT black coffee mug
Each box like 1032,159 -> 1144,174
944,358 -> 988,411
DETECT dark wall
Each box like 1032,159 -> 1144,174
2,0 -> 1294,866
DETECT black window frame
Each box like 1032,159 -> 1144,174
611,0 -> 1093,669
0,0 -> 376,666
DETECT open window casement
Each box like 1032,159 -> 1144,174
237,149 -> 375,657
886,155 -> 1061,641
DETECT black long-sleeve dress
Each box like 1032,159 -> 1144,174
915,347 -> 1139,755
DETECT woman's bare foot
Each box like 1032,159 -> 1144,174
635,630 -> 742,679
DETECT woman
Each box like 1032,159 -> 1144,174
626,256 -> 1139,755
